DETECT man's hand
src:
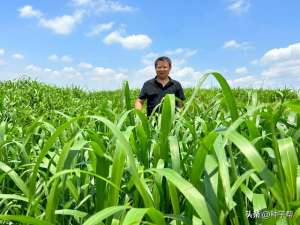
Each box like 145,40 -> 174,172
134,98 -> 144,110
178,101 -> 184,108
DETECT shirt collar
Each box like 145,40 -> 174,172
154,76 -> 174,86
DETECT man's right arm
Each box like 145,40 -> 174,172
176,82 -> 185,108
135,98 -> 145,110
135,83 -> 147,110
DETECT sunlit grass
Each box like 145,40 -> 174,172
0,74 -> 299,224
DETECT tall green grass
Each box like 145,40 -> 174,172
0,75 -> 299,224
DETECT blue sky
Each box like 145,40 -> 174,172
0,0 -> 300,90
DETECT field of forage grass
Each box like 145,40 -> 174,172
0,73 -> 300,225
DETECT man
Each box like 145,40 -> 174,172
135,56 -> 185,116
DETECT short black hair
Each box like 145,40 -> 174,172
154,56 -> 172,68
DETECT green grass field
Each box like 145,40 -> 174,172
0,73 -> 300,225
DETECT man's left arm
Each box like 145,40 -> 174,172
176,83 -> 185,108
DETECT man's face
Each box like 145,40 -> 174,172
155,60 -> 171,80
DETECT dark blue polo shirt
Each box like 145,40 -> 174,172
138,76 -> 185,116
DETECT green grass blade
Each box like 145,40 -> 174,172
297,166 -> 300,201
153,168 -> 220,225
190,131 -> 217,188
55,209 -> 88,218
89,116 -> 154,207
107,141 -> 126,207
0,161 -> 29,197
285,102 -> 300,115
169,136 -> 180,173
167,181 -> 181,225
47,169 -> 121,192
135,109 -> 150,137
45,138 -> 76,222
28,117 -> 80,199
122,208 -> 148,225
225,130 -> 285,208
145,208 -> 166,225
213,136 -> 236,211
123,81 -> 132,112
0,215 -> 55,225
83,206 -> 129,225
278,137 -> 298,200
230,169 -> 256,196
180,73 -> 210,117
159,94 -> 175,161
252,193 -> 267,212
210,72 -> 238,121
0,194 -> 28,202
181,72 -> 238,121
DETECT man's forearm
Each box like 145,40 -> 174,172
135,99 -> 144,110
178,101 -> 184,108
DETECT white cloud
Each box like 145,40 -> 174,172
18,2 -> 134,37
90,66 -> 128,85
173,66 -> 202,79
12,53 -> 24,60
224,40 -> 240,48
4,50 -> 210,89
164,48 -> 198,58
141,48 -> 198,67
136,65 -> 155,78
25,64 -> 83,81
261,60 -> 300,78
229,42 -> 300,88
227,0 -> 251,14
61,56 -> 74,63
39,11 -> 84,35
260,42 -> 300,64
144,52 -> 159,59
235,67 -> 248,75
72,0 -> 92,5
133,49 -> 207,88
6,63 -> 130,89
165,48 -> 198,66
78,62 -> 93,69
133,64 -> 210,88
0,59 -> 6,66
0,49 -> 5,56
19,5 -> 42,18
18,4 -> 84,35
103,31 -> 152,49
62,66 -> 76,72
54,67 -> 82,79
259,42 -> 300,85
228,73 -> 300,89
72,0 -> 135,13
86,22 -> 114,36
48,54 -> 73,63
223,40 -> 252,50
251,59 -> 259,65
228,76 -> 263,88
103,1 -> 134,12
26,64 -> 42,72
44,68 -> 52,73
141,52 -> 159,65
94,66 -> 115,75
48,54 -> 59,62
114,73 -> 127,80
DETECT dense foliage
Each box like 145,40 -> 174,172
0,74 -> 300,225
